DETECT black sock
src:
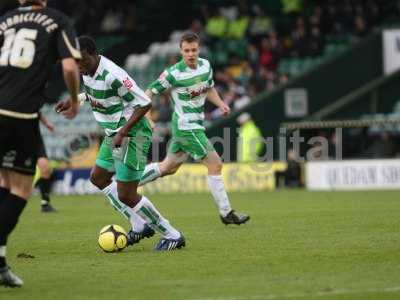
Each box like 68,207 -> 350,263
0,194 -> 27,249
37,178 -> 51,205
0,256 -> 5,269
0,187 -> 10,205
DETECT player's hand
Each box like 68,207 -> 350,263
56,99 -> 80,119
55,99 -> 71,113
219,103 -> 231,116
45,121 -> 55,133
112,131 -> 127,148
146,116 -> 156,130
65,101 -> 80,119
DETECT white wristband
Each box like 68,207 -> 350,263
78,93 -> 87,106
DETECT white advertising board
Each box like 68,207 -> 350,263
306,159 -> 400,190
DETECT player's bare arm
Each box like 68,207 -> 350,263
207,87 -> 230,115
61,58 -> 80,118
113,104 -> 152,147
39,113 -> 55,132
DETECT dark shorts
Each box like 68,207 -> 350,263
37,133 -> 48,159
0,115 -> 40,175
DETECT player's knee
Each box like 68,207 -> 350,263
159,161 -> 179,176
118,192 -> 140,207
165,166 -> 179,175
37,158 -> 51,178
90,171 -> 108,189
208,159 -> 223,175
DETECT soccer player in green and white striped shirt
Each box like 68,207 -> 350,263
140,32 -> 249,225
56,36 -> 185,251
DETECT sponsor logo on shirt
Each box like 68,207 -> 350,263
89,99 -> 106,111
123,78 -> 133,90
188,85 -> 209,99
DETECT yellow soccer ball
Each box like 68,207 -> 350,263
98,224 -> 128,253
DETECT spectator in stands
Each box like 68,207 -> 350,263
352,16 -> 369,42
101,7 -> 124,33
248,5 -> 273,43
308,25 -> 324,56
279,73 -> 289,85
205,8 -> 228,43
189,19 -> 207,42
247,43 -> 260,73
290,16 -> 308,57
233,86 -> 250,111
226,8 -> 250,40
226,55 -> 246,79
268,29 -> 283,63
259,38 -> 276,71
282,0 -> 303,16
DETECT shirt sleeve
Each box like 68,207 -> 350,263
55,16 -> 81,60
109,73 -> 151,107
147,69 -> 175,94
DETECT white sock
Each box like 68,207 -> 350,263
207,175 -> 232,217
0,246 -> 6,257
101,181 -> 147,232
139,163 -> 161,186
133,195 -> 180,239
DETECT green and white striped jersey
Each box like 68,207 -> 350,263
148,57 -> 214,131
82,56 -> 151,137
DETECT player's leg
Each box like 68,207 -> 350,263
202,151 -> 250,225
117,179 -> 185,251
90,164 -> 152,241
0,117 -> 39,287
91,139 -> 152,243
36,157 -> 56,212
0,171 -> 10,205
139,136 -> 188,186
0,170 -> 32,287
139,152 -> 187,186
185,130 -> 250,225
35,134 -> 56,212
115,134 -> 184,251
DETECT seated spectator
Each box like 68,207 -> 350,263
282,0 -> 303,16
225,56 -> 246,79
352,16 -> 369,42
189,19 -> 207,42
205,8 -> 228,41
101,8 -> 124,33
308,25 -> 324,56
226,10 -> 250,40
233,86 -> 251,111
259,38 -> 276,71
290,16 -> 308,57
249,5 -> 273,42
268,29 -> 283,63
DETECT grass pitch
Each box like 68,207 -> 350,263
1,190 -> 400,300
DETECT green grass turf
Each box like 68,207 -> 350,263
1,190 -> 400,300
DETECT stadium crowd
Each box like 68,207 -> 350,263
0,0 -> 398,162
